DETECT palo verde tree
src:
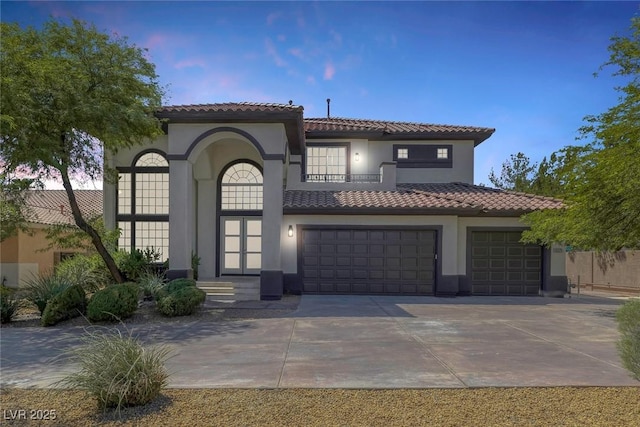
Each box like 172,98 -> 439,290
0,19 -> 165,282
521,16 -> 640,251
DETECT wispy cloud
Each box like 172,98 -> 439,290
329,29 -> 342,45
144,33 -> 170,50
288,48 -> 305,60
174,58 -> 207,70
323,61 -> 336,80
307,75 -> 317,85
265,38 -> 287,67
267,11 -> 282,25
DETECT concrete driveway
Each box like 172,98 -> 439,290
1,295 -> 638,388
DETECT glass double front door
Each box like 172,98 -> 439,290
221,217 -> 262,275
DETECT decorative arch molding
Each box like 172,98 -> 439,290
166,126 -> 285,163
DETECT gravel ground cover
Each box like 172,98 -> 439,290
1,387 -> 639,426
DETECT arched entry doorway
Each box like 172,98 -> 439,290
218,161 -> 263,275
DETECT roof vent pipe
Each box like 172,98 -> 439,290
326,98 -> 331,118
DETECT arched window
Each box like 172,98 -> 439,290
221,162 -> 263,210
116,151 -> 169,261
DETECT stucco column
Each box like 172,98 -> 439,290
168,159 -> 194,280
196,179 -> 216,279
260,159 -> 284,300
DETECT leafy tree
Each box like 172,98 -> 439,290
0,19 -> 165,282
488,152 -> 538,193
522,17 -> 640,251
489,149 -> 578,199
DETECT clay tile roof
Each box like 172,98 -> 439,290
157,102 -> 304,114
304,117 -> 495,140
25,190 -> 103,226
284,183 -> 563,215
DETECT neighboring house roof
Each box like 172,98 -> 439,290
25,190 -> 103,226
156,102 -> 495,146
284,183 -> 563,216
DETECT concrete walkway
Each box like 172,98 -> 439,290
1,295 -> 638,388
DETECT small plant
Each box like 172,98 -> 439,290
191,252 -> 201,281
55,254 -> 109,291
155,278 -> 205,317
87,283 -> 139,323
117,248 -> 161,282
138,271 -> 166,301
616,299 -> 640,380
41,284 -> 87,327
23,270 -> 71,315
58,327 -> 171,411
0,286 -> 22,324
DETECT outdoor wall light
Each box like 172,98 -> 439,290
354,152 -> 360,162
288,225 -> 294,237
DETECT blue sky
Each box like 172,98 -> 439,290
2,1 -> 639,185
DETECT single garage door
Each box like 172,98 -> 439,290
301,228 -> 436,295
470,230 -> 542,295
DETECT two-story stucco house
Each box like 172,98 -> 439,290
103,102 -> 567,300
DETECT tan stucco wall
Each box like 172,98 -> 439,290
0,226 -> 61,287
566,251 -> 640,290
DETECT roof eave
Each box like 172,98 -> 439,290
305,129 -> 495,145
155,109 -> 306,155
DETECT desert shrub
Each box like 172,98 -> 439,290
138,272 -> 166,301
153,278 -> 198,308
56,253 -> 110,291
155,281 -> 205,317
87,283 -> 139,322
616,299 -> 640,380
0,286 -> 22,324
58,327 -> 171,411
117,248 -> 161,282
41,284 -> 87,327
23,270 -> 71,315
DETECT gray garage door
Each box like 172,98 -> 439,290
301,228 -> 436,295
470,231 -> 542,295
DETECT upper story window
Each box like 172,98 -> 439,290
221,162 -> 263,210
393,144 -> 453,168
116,151 -> 169,261
306,145 -> 347,182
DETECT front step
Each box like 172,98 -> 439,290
197,280 -> 260,301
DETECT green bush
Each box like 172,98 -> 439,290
0,286 -> 22,324
616,299 -> 640,380
23,270 -> 71,315
155,280 -> 205,317
41,284 -> 87,327
117,248 -> 161,282
58,327 -> 171,411
87,283 -> 139,322
138,272 -> 166,300
56,253 -> 110,291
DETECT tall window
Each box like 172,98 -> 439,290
117,151 -> 169,261
221,162 -> 263,210
306,146 -> 347,182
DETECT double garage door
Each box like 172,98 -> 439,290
300,228 -> 543,296
470,231 -> 542,296
301,228 -> 436,295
